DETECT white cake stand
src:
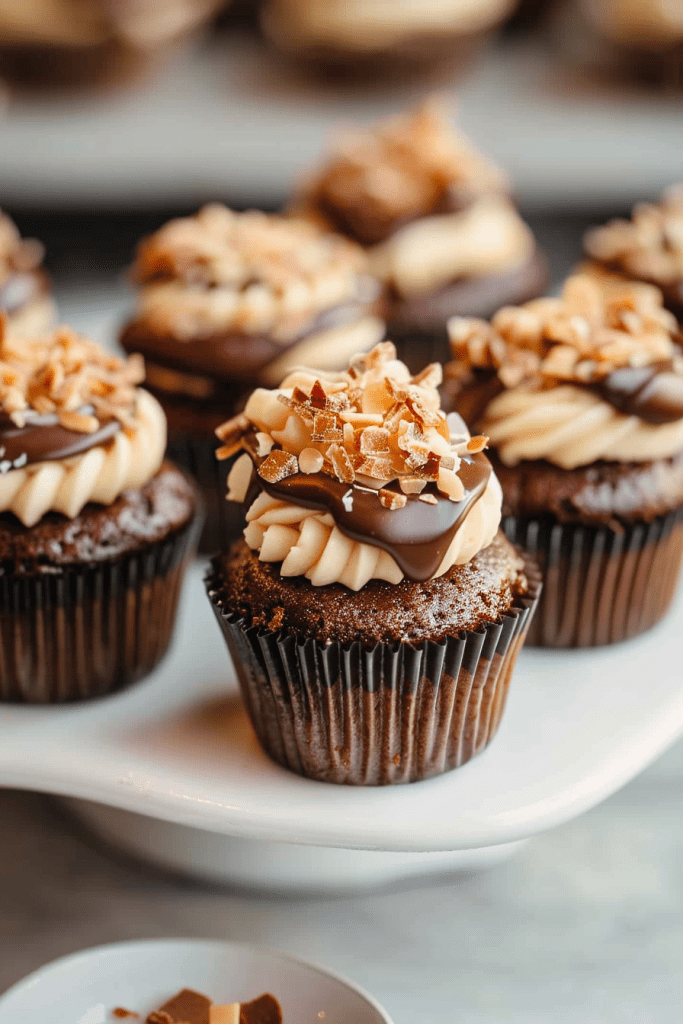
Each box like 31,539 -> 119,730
1,562 -> 682,891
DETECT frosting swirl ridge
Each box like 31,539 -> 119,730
447,274 -> 683,468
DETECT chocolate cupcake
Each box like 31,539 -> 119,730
206,342 -> 539,785
0,0 -> 223,92
260,0 -> 516,79
291,99 -> 546,371
0,324 -> 200,703
0,211 -> 55,339
551,0 -> 683,88
121,205 -> 385,553
444,273 -> 683,648
583,188 -> 683,326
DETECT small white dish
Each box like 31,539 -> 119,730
0,939 -> 394,1024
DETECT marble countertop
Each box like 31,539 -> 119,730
2,212 -> 682,1023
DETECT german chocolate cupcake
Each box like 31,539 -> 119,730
206,342 -> 539,785
583,188 -> 683,326
121,205 -> 384,552
0,211 -> 55,339
552,0 -> 683,88
0,0 -> 223,91
292,100 -> 546,371
260,0 -> 516,78
444,273 -> 683,648
0,324 -> 200,703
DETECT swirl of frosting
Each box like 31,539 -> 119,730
0,325 -> 166,526
127,205 -> 379,343
447,273 -> 683,468
263,0 -> 515,54
217,342 -> 502,590
0,389 -> 166,527
483,384 -> 683,469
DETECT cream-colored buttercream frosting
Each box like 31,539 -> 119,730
130,205 -> 378,343
447,273 -> 683,469
580,0 -> 683,46
0,388 -> 166,527
293,100 -> 533,297
0,0 -> 220,48
371,195 -> 535,298
217,342 -> 502,590
0,326 -> 166,527
263,0 -> 515,51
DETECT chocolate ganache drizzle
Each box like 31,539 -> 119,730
595,360 -> 683,425
244,434 -> 491,583
0,410 -> 120,469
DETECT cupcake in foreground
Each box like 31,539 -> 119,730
583,188 -> 683,325
121,205 -> 384,553
444,273 -> 683,648
0,0 -> 223,91
206,342 -> 539,785
0,323 -> 200,703
291,100 -> 546,371
261,0 -> 516,77
0,211 -> 56,339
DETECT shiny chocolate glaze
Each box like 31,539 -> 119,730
596,361 -> 683,425
0,411 -> 120,467
244,437 -> 492,582
121,293 -> 381,384
443,360 -> 683,428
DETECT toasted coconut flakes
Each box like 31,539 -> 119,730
379,488 -> 407,510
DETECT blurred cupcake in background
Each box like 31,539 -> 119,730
292,99 -> 546,371
120,204 -> 385,552
0,212 -> 55,339
0,324 -> 200,703
206,342 -> 539,785
444,273 -> 683,648
552,0 -> 683,88
0,0 -> 224,91
583,188 -> 683,326
260,0 -> 516,78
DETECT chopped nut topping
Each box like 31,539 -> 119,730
298,447 -> 324,474
258,449 -> 298,483
0,323 -> 143,431
220,342 -> 488,508
293,98 -> 509,246
378,489 -> 407,510
585,187 -> 683,289
447,273 -> 681,390
129,205 -> 376,341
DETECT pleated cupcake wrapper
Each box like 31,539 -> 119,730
501,509 -> 683,649
0,517 -> 199,704
206,561 -> 541,786
167,432 -> 244,554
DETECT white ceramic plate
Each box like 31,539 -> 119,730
0,939 -> 393,1023
2,35 -> 682,210
1,562 -> 683,853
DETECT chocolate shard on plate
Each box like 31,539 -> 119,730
239,994 -> 283,1024
147,988 -> 212,1024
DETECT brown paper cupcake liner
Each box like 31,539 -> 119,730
167,432 -> 244,554
206,558 -> 541,785
0,517 -> 199,704
501,510 -> 683,648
